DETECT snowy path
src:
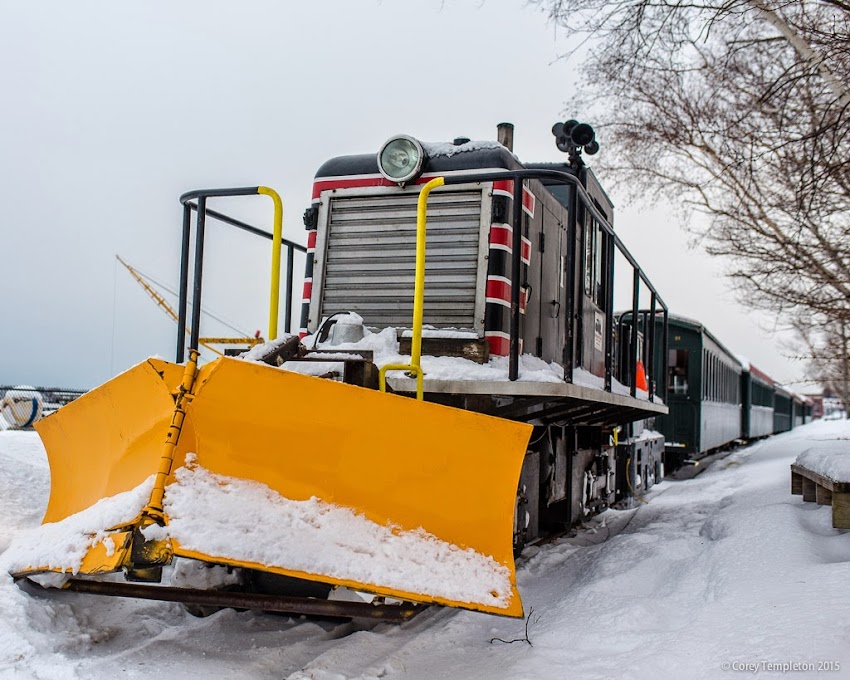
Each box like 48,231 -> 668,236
1,422 -> 849,679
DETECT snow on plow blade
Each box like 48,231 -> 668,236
12,357 -> 532,617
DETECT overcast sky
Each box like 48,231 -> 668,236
0,0 -> 805,390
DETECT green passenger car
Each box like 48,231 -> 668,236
655,316 -> 743,471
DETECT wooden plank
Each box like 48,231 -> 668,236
398,337 -> 489,364
832,491 -> 850,530
791,471 -> 803,495
791,464 -> 831,490
833,479 -> 850,494
816,484 -> 833,506
801,477 -> 817,503
791,463 -> 850,494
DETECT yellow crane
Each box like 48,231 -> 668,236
116,255 -> 263,357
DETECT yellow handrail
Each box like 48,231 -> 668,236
258,186 -> 283,341
379,176 -> 445,400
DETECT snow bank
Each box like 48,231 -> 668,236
0,431 -> 50,554
288,420 -> 850,680
2,421 -> 850,679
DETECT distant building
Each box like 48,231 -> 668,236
805,388 -> 847,420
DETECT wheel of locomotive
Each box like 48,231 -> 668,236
512,483 -> 530,556
242,570 -> 334,600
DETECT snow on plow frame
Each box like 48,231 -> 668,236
9,355 -> 532,617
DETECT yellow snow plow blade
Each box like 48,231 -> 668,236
37,358 -> 186,524
22,356 -> 532,617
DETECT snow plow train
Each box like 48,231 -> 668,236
10,122 -> 671,621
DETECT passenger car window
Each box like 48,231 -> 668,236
668,349 -> 689,394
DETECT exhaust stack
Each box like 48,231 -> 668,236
497,122 -> 514,152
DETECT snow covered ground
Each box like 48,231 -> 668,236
1,420 -> 849,679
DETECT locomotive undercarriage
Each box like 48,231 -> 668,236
513,425 -> 617,552
512,420 -> 664,552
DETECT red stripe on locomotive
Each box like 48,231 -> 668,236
311,173 -> 453,200
312,176 -> 392,200
491,180 -> 536,218
485,333 -> 510,357
486,278 -> 511,303
489,225 -> 531,264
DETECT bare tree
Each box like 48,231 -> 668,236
534,0 -> 850,383
792,311 -> 850,411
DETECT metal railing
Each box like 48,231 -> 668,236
437,169 -> 668,395
176,187 -> 306,363
615,309 -> 670,403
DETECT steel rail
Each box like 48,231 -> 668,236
24,578 -> 422,624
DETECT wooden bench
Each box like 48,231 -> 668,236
791,463 -> 850,529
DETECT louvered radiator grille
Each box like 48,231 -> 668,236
317,190 -> 484,330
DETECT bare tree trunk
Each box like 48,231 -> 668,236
842,319 -> 850,418
749,1 -> 850,107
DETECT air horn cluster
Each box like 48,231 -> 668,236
552,120 -> 599,165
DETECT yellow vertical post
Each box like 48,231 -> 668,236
142,348 -> 200,523
411,177 -> 444,366
379,177 -> 445,400
258,186 -> 283,341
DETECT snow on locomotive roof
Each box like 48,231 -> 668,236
420,139 -> 509,158
313,138 -> 524,179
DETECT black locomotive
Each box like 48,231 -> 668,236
297,122 -> 669,549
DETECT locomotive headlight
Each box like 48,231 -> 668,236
377,135 -> 425,185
